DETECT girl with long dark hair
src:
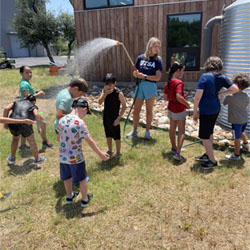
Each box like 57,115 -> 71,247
164,61 -> 190,161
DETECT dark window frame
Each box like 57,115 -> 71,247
84,0 -> 134,10
166,12 -> 202,72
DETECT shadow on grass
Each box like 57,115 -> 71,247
219,159 -> 245,169
8,159 -> 41,176
190,162 -> 214,174
131,137 -> 157,147
96,157 -> 124,171
161,150 -> 187,166
53,180 -> 107,219
18,148 -> 33,158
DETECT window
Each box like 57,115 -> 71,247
167,13 -> 202,71
84,0 -> 134,10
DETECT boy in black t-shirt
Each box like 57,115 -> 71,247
3,95 -> 46,166
98,74 -> 126,159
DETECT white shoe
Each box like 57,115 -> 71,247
126,130 -> 138,138
7,155 -> 15,165
34,156 -> 46,166
225,154 -> 241,160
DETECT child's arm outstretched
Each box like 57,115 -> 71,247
218,84 -> 238,97
22,90 -> 45,99
85,136 -> 110,161
0,117 -> 36,125
113,92 -> 127,126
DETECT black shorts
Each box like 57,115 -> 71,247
199,113 -> 219,139
8,124 -> 33,138
103,120 -> 121,140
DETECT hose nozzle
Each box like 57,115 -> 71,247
116,41 -> 121,46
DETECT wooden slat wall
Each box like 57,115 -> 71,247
73,0 -> 236,82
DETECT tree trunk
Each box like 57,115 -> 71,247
43,43 -> 55,63
67,40 -> 74,59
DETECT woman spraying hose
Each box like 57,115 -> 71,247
126,37 -> 163,140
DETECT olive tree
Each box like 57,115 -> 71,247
13,0 -> 59,63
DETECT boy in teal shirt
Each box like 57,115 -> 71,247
54,78 -> 88,132
19,66 -> 53,148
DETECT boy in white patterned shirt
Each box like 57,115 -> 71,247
58,98 -> 109,207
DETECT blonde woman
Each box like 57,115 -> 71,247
127,37 -> 162,139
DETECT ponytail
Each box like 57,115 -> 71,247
167,61 -> 184,90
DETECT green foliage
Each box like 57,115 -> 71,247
12,0 -> 60,62
57,13 -> 76,58
51,38 -> 68,56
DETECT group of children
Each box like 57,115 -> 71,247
164,56 -> 249,169
2,55 -> 249,207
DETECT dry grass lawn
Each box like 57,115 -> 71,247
0,68 -> 250,250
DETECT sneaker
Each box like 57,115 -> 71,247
19,144 -> 30,150
126,130 -> 138,138
7,155 -> 15,165
225,154 -> 241,160
195,153 -> 209,162
201,160 -> 218,169
42,140 -> 53,148
81,193 -> 93,208
173,152 -> 182,161
242,142 -> 249,151
114,153 -> 122,159
144,130 -> 152,140
66,191 -> 80,205
34,156 -> 46,166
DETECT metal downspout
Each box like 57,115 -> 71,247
202,15 -> 223,65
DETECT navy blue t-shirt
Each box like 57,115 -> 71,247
135,54 -> 163,80
197,73 -> 233,115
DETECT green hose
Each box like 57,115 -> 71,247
122,80 -> 140,147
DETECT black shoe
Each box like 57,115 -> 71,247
81,193 -> 93,208
66,191 -> 79,204
42,140 -> 53,148
195,153 -> 209,162
201,160 -> 218,169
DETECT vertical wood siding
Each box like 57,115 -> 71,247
73,0 -> 236,82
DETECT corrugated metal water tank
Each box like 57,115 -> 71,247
218,0 -> 250,133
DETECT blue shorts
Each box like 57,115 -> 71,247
60,161 -> 87,182
232,123 -> 247,139
135,80 -> 157,100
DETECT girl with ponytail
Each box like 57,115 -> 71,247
164,61 -> 190,161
